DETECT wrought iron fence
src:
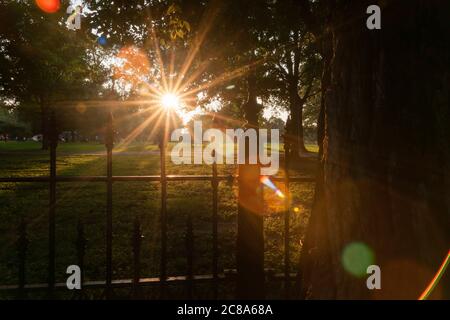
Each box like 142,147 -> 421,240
0,112 -> 315,299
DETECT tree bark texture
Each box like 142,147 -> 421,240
286,79 -> 308,158
299,0 -> 450,299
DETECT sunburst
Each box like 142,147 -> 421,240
61,1 -> 266,150
161,93 -> 180,110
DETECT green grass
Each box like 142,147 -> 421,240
305,144 -> 319,153
0,142 -> 317,299
0,141 -> 319,154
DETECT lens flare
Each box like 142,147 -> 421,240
260,176 -> 285,199
342,242 -> 375,278
98,36 -> 107,46
419,250 -> 450,300
35,0 -> 61,13
75,103 -> 87,114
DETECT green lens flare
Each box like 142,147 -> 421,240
342,242 -> 375,278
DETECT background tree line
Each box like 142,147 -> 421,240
0,0 -> 321,156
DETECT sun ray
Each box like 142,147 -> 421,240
168,45 -> 176,92
174,60 -> 211,95
147,109 -> 169,141
54,99 -> 165,108
110,106 -> 157,130
138,81 -> 165,98
172,1 -> 222,94
148,24 -> 169,93
203,111 -> 247,127
179,58 -> 265,99
115,109 -> 163,151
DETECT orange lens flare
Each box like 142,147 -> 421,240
35,0 -> 61,13
260,176 -> 285,199
419,250 -> 450,300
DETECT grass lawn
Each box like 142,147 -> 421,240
0,141 -> 317,299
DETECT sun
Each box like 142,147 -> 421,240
161,93 -> 180,110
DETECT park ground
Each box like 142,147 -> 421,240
0,141 -> 318,298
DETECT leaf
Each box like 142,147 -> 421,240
183,21 -> 191,32
176,30 -> 185,39
166,3 -> 179,15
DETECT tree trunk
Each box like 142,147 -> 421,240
40,101 -> 50,150
242,75 -> 261,127
287,80 -> 308,159
236,75 -> 265,299
299,0 -> 450,299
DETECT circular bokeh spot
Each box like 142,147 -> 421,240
75,103 -> 87,114
35,0 -> 61,13
98,36 -> 107,46
341,242 -> 375,278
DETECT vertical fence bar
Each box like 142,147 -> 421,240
17,218 -> 28,299
105,112 -> 114,299
284,152 -> 291,299
186,211 -> 194,299
211,154 -> 219,299
48,111 -> 57,297
75,219 -> 86,299
131,217 -> 142,299
237,164 -> 265,299
159,127 -> 167,297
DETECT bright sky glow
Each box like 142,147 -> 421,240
161,93 -> 180,110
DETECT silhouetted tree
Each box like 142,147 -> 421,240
0,1 -> 103,149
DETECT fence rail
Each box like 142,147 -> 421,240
0,175 -> 314,183
0,112 -> 315,299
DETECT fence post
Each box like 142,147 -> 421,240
284,151 -> 291,299
186,211 -> 194,299
48,110 -> 58,298
211,153 -> 219,299
131,217 -> 142,299
237,163 -> 265,299
159,123 -> 168,298
105,112 -> 114,299
75,219 -> 86,299
17,217 -> 28,299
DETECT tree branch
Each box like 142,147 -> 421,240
303,90 -> 320,101
300,80 -> 315,103
298,0 -> 315,35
